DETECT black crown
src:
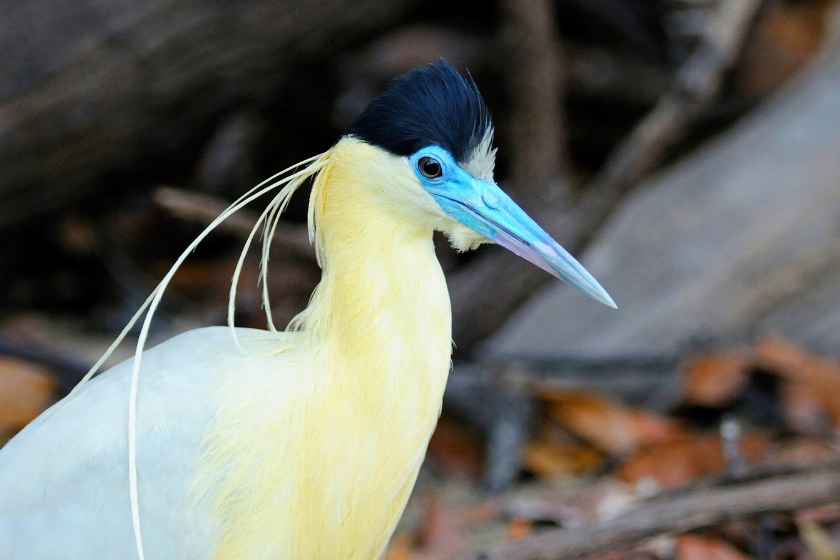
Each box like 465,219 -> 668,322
346,60 -> 492,164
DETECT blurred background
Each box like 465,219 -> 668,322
2,0 -> 840,558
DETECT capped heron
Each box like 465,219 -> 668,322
0,61 -> 615,560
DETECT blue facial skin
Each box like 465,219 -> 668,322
409,145 -> 617,309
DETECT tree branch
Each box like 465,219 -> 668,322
153,186 -> 313,259
456,464 -> 840,560
449,0 -> 764,354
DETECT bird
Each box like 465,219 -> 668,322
0,61 -> 615,560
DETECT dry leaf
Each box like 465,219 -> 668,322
755,336 -> 840,428
506,517 -> 532,540
682,353 -> 751,406
0,357 -> 57,441
677,534 -> 755,560
523,440 -> 602,480
383,533 -> 414,560
737,0 -> 831,97
618,433 -> 768,489
541,391 -> 684,455
779,381 -> 833,437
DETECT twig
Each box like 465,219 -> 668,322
591,0 -> 764,191
449,0 -> 763,354
477,354 -> 682,409
152,187 -> 314,259
455,464 -> 840,560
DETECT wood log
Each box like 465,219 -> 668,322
0,0 -> 423,227
486,6 -> 840,359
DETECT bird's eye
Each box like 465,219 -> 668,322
418,156 -> 442,179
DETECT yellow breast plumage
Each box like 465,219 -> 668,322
193,138 -> 453,560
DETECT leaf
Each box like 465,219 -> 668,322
0,357 -> 57,443
618,433 -> 769,489
779,381 -> 833,437
523,440 -> 602,480
540,391 -> 684,455
737,0 -> 830,97
506,517 -> 532,540
681,353 -> 751,406
383,533 -> 414,560
755,336 -> 840,429
676,534 -> 755,560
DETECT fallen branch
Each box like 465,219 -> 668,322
456,354 -> 682,407
153,186 -> 313,259
455,464 -> 840,560
591,0 -> 764,192
449,0 -> 764,353
0,0 -> 425,227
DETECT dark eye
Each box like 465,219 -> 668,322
418,156 -> 442,179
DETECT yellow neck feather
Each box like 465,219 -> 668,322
303,138 -> 452,362
197,138 -> 453,560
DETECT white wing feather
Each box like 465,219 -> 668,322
0,326 -> 285,560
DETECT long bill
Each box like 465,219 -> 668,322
432,175 -> 617,309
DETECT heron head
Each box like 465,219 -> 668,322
346,60 -> 615,308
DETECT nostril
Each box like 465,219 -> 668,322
481,191 -> 501,209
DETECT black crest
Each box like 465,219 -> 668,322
346,60 -> 492,164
